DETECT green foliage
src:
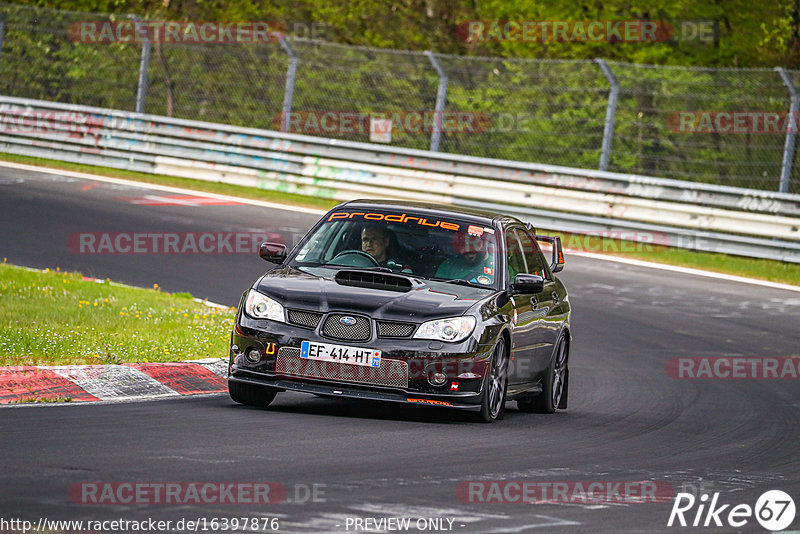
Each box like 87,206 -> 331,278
1,1 -> 798,192
14,0 -> 799,68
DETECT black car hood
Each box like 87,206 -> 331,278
254,267 -> 494,322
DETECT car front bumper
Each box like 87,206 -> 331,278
228,316 -> 495,409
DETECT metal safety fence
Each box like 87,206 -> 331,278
0,3 -> 798,195
1,95 -> 799,263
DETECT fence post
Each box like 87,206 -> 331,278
595,59 -> 619,172
129,15 -> 151,114
776,67 -> 798,194
0,12 -> 6,68
425,51 -> 448,152
279,38 -> 298,132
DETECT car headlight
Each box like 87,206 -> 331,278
244,289 -> 285,322
413,316 -> 476,343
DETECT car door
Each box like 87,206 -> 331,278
505,227 -> 539,387
517,228 -> 561,375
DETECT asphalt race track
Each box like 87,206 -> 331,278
1,165 -> 799,533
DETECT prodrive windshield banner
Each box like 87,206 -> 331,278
327,211 -> 462,231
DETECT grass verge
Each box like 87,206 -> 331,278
1,151 -> 798,287
0,262 -> 235,366
11,395 -> 73,404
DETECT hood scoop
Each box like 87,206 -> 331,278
334,270 -> 414,293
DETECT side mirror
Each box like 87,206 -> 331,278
511,273 -> 544,294
535,234 -> 565,273
258,242 -> 286,264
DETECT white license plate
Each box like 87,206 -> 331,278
300,340 -> 381,367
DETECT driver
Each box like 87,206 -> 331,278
435,228 -> 495,284
361,225 -> 411,272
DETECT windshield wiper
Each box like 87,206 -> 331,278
320,265 -> 396,273
429,277 -> 488,289
349,266 -> 394,273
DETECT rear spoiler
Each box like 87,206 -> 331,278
534,234 -> 565,273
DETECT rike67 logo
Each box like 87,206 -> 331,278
668,490 -> 796,531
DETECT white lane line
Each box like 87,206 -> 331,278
570,251 -> 800,293
3,159 -> 797,292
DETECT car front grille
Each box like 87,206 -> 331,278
287,309 -> 323,329
376,321 -> 416,338
275,347 -> 409,389
321,313 -> 371,341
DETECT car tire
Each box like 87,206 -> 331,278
518,333 -> 568,414
476,337 -> 508,423
228,380 -> 277,407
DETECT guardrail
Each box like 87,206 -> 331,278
1,95 -> 800,263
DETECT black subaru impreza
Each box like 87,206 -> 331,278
228,200 -> 571,422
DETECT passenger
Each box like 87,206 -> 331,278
435,229 -> 496,284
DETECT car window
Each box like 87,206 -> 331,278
505,229 -> 526,282
517,230 -> 548,278
294,220 -> 350,263
289,210 -> 500,287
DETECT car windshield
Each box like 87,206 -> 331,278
290,209 -> 500,289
